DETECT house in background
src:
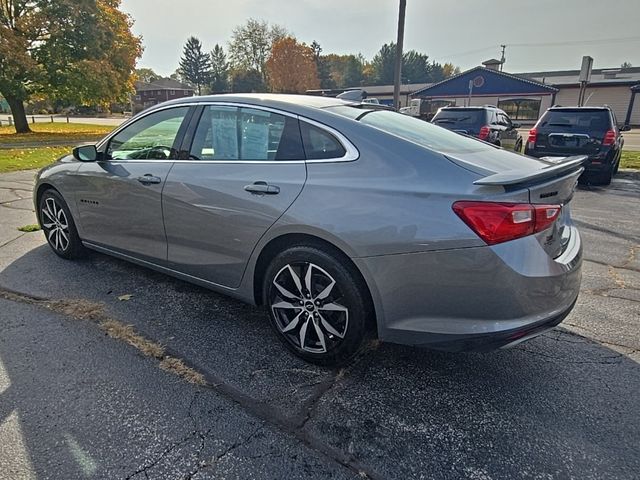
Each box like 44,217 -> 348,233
411,63 -> 558,125
133,79 -> 194,113
411,61 -> 640,126
518,67 -> 640,126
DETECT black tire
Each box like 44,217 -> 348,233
514,139 -> 523,153
592,169 -> 613,186
39,189 -> 85,259
263,245 -> 372,366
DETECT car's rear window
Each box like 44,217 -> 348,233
328,108 -> 495,154
538,109 -> 611,132
431,109 -> 485,126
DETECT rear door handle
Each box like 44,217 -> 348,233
244,181 -> 280,195
137,174 -> 162,185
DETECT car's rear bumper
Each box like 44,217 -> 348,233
354,226 -> 582,352
525,148 -> 617,173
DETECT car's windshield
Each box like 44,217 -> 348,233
432,109 -> 484,126
328,107 -> 494,154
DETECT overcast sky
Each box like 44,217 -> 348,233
121,0 -> 640,77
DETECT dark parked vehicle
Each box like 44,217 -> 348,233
34,94 -> 583,366
524,106 -> 628,185
431,106 -> 523,152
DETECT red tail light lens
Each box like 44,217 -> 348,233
527,128 -> 537,146
478,126 -> 490,140
602,129 -> 616,145
452,202 -> 561,245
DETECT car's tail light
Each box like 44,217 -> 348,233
452,201 -> 561,245
527,128 -> 537,147
602,129 -> 616,145
478,126 -> 490,140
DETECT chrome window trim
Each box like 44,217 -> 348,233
96,100 -> 359,164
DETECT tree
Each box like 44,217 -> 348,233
265,37 -> 319,93
311,40 -> 335,89
230,68 -> 265,93
371,43 -> 396,85
621,61 -> 633,69
370,43 -> 446,85
443,62 -> 461,78
228,18 -> 288,83
322,54 -> 365,88
209,44 -> 229,93
136,68 -> 159,83
179,36 -> 211,95
0,0 -> 142,133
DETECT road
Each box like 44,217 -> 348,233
0,169 -> 638,479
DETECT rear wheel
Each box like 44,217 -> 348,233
263,246 -> 371,366
514,139 -> 523,153
39,189 -> 85,259
591,168 -> 613,186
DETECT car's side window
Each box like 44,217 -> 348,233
501,114 -> 512,129
107,107 -> 189,160
189,105 -> 305,161
300,121 -> 346,160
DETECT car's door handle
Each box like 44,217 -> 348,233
137,174 -> 162,185
244,181 -> 280,195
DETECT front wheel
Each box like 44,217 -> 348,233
39,189 -> 85,259
263,246 -> 372,366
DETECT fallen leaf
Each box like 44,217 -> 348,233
117,294 -> 133,301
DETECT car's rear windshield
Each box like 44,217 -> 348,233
326,106 -> 495,154
431,109 -> 485,126
538,109 -> 611,132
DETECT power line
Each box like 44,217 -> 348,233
436,35 -> 640,61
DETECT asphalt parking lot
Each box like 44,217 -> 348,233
0,169 -> 638,479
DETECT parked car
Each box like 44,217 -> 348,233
34,94 -> 583,365
524,106 -> 629,185
431,106 -> 523,151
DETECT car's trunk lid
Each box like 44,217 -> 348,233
444,150 -> 585,258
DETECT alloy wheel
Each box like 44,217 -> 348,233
270,262 -> 349,354
41,197 -> 70,252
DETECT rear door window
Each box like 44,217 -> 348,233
189,105 -> 305,161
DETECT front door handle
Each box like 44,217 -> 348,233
244,181 -> 280,195
137,174 -> 162,185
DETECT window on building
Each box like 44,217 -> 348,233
497,98 -> 541,121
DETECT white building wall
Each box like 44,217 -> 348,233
555,86 -> 633,124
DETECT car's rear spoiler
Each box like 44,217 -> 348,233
473,156 -> 587,186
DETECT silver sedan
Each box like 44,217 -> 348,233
34,94 -> 583,365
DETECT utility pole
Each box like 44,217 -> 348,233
393,0 -> 407,110
500,44 -> 506,71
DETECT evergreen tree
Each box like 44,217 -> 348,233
210,44 -> 229,93
179,36 -> 211,95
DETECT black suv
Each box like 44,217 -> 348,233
524,106 -> 629,185
431,106 -> 523,152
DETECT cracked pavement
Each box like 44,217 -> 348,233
0,168 -> 638,479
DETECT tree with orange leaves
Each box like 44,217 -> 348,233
265,37 -> 320,94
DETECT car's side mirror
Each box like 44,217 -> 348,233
512,122 -> 521,129
73,144 -> 98,162
619,124 -> 631,132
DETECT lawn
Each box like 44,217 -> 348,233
620,150 -> 640,169
0,145 -> 73,173
0,122 -> 114,146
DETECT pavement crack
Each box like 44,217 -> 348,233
0,286 -> 386,480
0,232 -> 26,249
584,257 -> 640,273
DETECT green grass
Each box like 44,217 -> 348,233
0,145 -> 73,173
620,150 -> 640,169
0,122 -> 114,145
17,224 -> 41,232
